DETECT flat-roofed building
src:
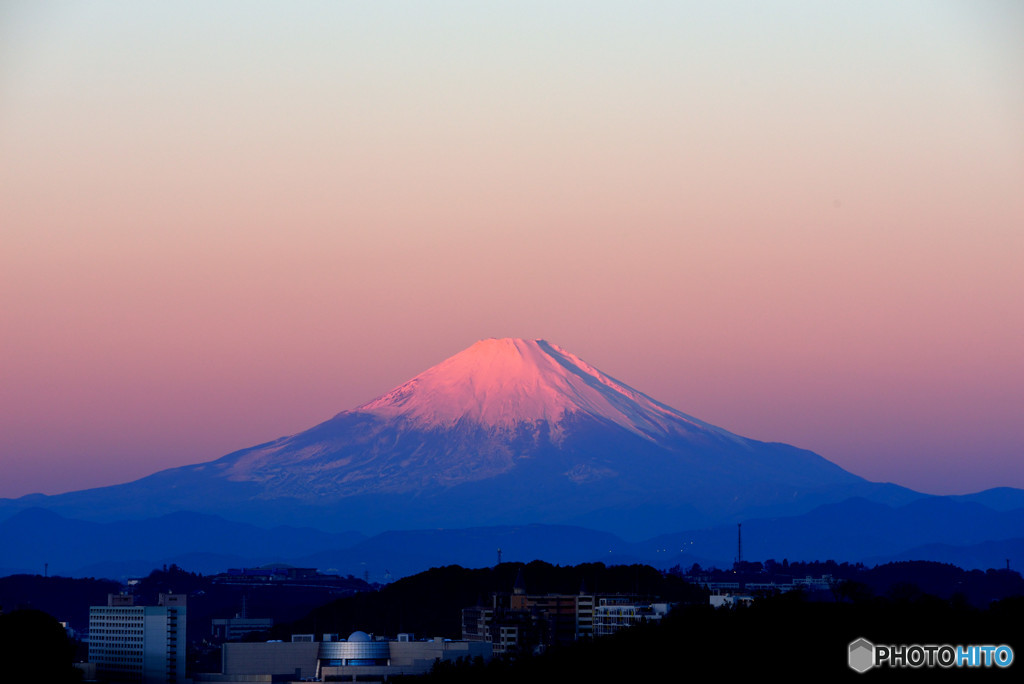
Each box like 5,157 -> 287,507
202,631 -> 491,682
217,640 -> 320,680
593,598 -> 672,636
88,593 -> 186,684
210,616 -> 274,642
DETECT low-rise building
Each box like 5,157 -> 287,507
461,569 -> 671,653
592,598 -> 673,636
211,616 -> 274,641
709,592 -> 754,608
197,631 -> 491,683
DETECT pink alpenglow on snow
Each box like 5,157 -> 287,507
0,336 -> 881,538
357,338 -> 728,442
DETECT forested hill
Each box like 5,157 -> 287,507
273,561 -> 706,639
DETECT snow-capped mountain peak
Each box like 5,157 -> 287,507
355,337 -> 723,440
6,336 -> 877,538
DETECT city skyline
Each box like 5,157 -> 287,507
2,1 -> 1022,499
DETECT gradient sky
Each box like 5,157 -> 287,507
2,1 -> 1022,499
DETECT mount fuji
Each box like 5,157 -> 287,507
3,338 -> 919,538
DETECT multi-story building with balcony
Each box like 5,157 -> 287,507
593,597 -> 672,636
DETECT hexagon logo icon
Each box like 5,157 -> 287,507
849,638 -> 875,673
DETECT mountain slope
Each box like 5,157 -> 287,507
1,338 -> 920,536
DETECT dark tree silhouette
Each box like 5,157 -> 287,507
0,609 -> 81,682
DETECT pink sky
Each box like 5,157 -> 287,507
2,2 -> 1022,498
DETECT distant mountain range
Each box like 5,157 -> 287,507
2,338 -> 1021,578
4,495 -> 1022,580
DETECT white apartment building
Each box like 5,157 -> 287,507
593,598 -> 673,636
88,593 -> 186,684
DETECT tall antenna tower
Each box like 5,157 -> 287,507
737,523 -> 742,565
497,548 -> 502,566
